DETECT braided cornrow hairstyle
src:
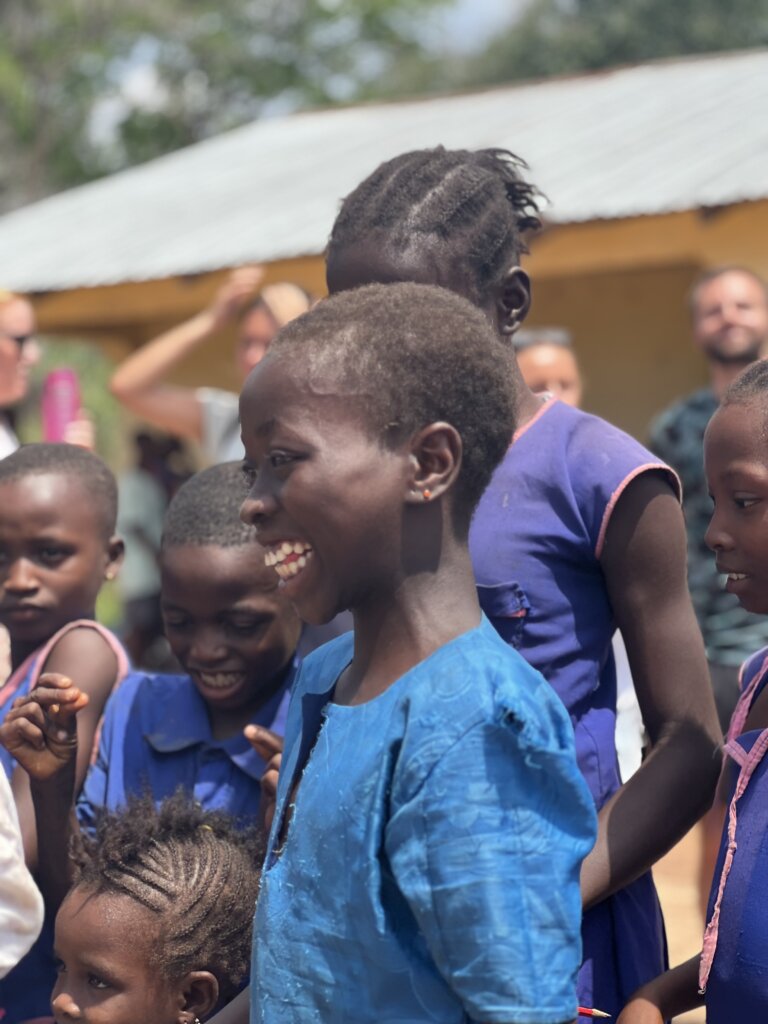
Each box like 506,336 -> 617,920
71,792 -> 262,1000
327,147 -> 543,305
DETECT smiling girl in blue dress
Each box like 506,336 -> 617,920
238,282 -> 596,1024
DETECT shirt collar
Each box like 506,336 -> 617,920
144,655 -> 300,779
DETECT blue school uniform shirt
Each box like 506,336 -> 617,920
468,398 -> 679,1016
700,647 -> 768,1020
252,618 -> 596,1024
77,664 -> 295,830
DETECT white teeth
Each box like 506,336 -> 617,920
198,672 -> 246,691
263,541 -> 313,571
729,573 -> 749,581
271,548 -> 314,581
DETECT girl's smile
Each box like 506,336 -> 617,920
240,356 -> 411,626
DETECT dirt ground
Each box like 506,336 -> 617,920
653,827 -> 706,1023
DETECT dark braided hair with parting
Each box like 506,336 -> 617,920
70,791 -> 262,1002
327,147 -> 543,306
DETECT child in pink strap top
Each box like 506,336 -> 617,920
619,359 -> 768,1022
0,443 -> 128,1024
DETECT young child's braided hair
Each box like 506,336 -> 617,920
70,792 -> 262,1001
327,146 -> 543,305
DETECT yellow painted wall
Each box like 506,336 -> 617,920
30,200 -> 768,440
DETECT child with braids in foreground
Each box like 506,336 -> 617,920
53,792 -> 259,1024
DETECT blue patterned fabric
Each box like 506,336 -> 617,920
252,618 -> 596,1024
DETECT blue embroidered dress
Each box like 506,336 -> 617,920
252,618 -> 596,1024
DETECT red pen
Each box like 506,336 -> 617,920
578,1008 -> 611,1019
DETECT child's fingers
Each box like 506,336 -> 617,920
9,715 -> 48,751
38,672 -> 77,691
4,697 -> 49,731
31,683 -> 88,716
244,725 -> 284,761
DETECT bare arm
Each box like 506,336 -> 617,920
616,956 -> 703,1023
109,266 -> 263,440
1,676 -> 87,910
12,628 -> 118,871
581,472 -> 722,909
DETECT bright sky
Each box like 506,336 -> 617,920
427,0 -> 528,52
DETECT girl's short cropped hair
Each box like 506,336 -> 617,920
0,443 -> 117,537
327,146 -> 542,305
71,792 -> 262,1001
723,358 -> 768,410
162,461 -> 255,549
270,282 -> 516,525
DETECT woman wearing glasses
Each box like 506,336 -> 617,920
0,291 -> 39,458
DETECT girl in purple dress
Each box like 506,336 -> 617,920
619,358 -> 768,1021
326,146 -> 722,1016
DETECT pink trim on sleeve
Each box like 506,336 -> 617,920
33,620 -> 129,767
512,396 -> 556,444
595,463 -> 683,560
29,620 -> 129,692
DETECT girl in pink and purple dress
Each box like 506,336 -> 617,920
326,145 -> 722,1017
0,444 -> 128,1024
619,359 -> 768,1022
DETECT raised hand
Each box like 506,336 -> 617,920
244,725 -> 283,833
0,673 -> 88,783
209,266 -> 265,329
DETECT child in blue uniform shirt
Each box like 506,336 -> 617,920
618,359 -> 768,1021
238,283 -> 596,1024
77,461 -> 301,829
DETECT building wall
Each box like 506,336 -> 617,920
31,200 -> 768,441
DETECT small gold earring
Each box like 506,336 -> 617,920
422,488 -> 432,500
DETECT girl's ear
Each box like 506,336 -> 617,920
494,266 -> 531,336
104,536 -> 125,582
404,422 -> 462,506
178,970 -> 220,1024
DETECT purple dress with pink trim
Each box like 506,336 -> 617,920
469,398 -> 680,1017
699,647 -> 768,1020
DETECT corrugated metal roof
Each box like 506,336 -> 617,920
1,48 -> 767,292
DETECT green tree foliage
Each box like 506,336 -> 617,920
0,0 -> 446,210
463,0 -> 768,88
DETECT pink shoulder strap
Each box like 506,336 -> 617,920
727,653 -> 768,743
28,619 -> 129,690
699,728 -> 768,993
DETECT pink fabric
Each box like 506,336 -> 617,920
0,620 -> 129,764
726,654 -> 768,744
699,728 -> 768,993
594,462 -> 683,560
512,395 -> 554,444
